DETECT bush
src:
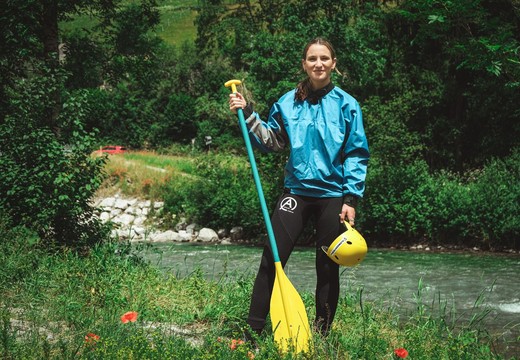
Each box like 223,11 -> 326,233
362,159 -> 434,244
161,153 -> 269,239
0,71 -> 109,247
362,150 -> 520,249
467,149 -> 520,249
150,92 -> 197,147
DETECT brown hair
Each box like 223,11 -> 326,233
295,37 -> 340,101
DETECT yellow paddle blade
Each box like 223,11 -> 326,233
270,262 -> 311,354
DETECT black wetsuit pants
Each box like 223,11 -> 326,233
246,192 -> 343,336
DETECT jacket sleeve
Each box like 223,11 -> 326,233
342,100 -> 369,198
244,103 -> 288,153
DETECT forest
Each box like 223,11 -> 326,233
1,0 -> 519,250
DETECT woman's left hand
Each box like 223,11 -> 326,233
340,204 -> 356,226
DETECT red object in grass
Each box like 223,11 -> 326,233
394,348 -> 409,358
120,311 -> 138,323
85,332 -> 100,343
98,145 -> 127,155
229,339 -> 245,350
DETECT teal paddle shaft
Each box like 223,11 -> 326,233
225,80 -> 280,263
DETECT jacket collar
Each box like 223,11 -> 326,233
307,82 -> 334,104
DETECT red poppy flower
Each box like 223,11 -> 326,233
120,311 -> 138,323
85,332 -> 100,343
394,348 -> 409,358
229,338 -> 245,350
85,332 -> 100,341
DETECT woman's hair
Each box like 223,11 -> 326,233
295,37 -> 340,101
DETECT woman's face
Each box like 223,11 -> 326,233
302,44 -> 336,89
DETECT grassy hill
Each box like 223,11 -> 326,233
60,0 -> 199,46
156,1 -> 198,45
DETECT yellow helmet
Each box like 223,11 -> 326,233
322,221 -> 368,267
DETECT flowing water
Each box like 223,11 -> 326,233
137,243 -> 520,357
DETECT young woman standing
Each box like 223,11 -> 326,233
229,37 -> 369,337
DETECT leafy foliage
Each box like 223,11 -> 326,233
362,150 -> 520,249
0,67 -> 108,246
1,0 -> 519,249
161,154 -> 265,238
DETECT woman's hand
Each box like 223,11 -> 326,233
229,92 -> 247,114
340,204 -> 356,227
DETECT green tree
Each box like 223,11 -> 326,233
389,0 -> 520,170
0,69 -> 108,246
0,0 -> 138,247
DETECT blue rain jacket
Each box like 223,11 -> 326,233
244,85 -> 369,199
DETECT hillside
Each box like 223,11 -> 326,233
60,0 -> 199,46
155,0 -> 198,45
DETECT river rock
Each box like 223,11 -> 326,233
178,230 -> 193,242
197,228 -> 218,242
94,195 -> 241,245
114,198 -> 131,209
110,209 -> 122,217
217,228 -> 228,239
153,201 -> 164,209
100,212 -> 110,222
175,218 -> 187,231
133,216 -> 146,226
186,223 -> 199,234
99,197 -> 116,208
116,213 -> 135,226
230,226 -> 243,241
149,230 -> 179,242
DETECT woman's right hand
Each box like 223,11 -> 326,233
229,92 -> 246,114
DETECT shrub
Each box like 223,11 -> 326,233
467,149 -> 520,249
362,150 -> 520,249
362,159 -> 435,244
162,153 -> 267,238
0,72 -> 109,247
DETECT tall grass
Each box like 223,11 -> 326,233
60,0 -> 199,47
0,221 -> 510,359
95,151 -> 196,199
123,151 -> 196,174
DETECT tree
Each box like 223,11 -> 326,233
0,0 -> 131,247
389,0 -> 520,170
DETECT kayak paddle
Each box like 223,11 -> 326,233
225,79 -> 310,353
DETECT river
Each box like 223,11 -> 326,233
137,243 -> 520,358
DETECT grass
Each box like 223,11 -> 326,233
60,0 -> 246,46
122,151 -> 197,174
0,220 -> 511,359
95,150 -> 197,199
156,4 -> 198,45
59,0 -> 199,47
94,149 -> 250,201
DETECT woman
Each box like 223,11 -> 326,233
228,37 -> 369,337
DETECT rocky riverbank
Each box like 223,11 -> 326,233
92,194 -> 244,244
92,194 -> 518,254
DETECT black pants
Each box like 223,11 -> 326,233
247,192 -> 343,335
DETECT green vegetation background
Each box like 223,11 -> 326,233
2,0 -> 519,250
1,1 -> 519,358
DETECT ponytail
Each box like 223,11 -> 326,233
295,78 -> 312,102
